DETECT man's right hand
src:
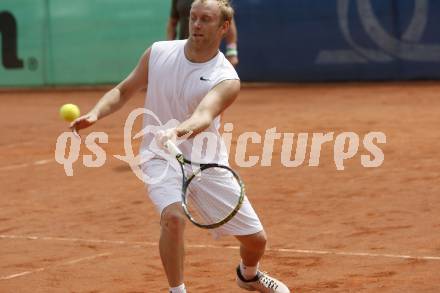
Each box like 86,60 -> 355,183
70,112 -> 98,136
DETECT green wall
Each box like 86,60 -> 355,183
0,0 -> 170,86
0,0 -> 46,86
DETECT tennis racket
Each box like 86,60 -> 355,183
165,140 -> 245,229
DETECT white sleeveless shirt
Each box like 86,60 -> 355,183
140,40 -> 239,165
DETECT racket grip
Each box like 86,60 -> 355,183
165,140 -> 182,158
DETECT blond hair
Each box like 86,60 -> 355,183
192,0 -> 235,23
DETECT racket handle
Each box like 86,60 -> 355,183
165,140 -> 183,158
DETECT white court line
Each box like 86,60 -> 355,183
0,252 -> 111,281
2,234 -> 440,261
0,159 -> 53,171
0,141 -> 34,149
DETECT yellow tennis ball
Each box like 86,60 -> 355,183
59,103 -> 80,122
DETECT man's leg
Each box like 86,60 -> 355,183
235,230 -> 267,268
160,202 -> 186,288
235,230 -> 290,292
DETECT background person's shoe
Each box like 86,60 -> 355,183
236,266 -> 290,293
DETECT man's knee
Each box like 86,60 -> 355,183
238,230 -> 267,252
252,230 -> 267,250
161,204 -> 186,234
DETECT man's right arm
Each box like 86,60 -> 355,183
70,48 -> 151,133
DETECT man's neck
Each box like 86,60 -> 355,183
184,40 -> 219,63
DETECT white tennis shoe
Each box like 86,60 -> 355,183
236,266 -> 290,293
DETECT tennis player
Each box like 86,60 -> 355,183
167,0 -> 239,66
70,0 -> 289,292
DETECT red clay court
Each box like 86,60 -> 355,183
1,82 -> 440,292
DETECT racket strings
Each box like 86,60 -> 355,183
185,166 -> 242,226
187,182 -> 228,224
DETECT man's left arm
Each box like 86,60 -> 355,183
157,79 -> 240,144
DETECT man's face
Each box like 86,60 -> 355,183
189,1 -> 229,45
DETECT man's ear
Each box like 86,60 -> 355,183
220,20 -> 231,34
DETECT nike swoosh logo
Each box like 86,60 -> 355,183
200,76 -> 210,81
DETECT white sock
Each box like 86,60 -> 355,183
240,260 -> 259,280
169,283 -> 186,293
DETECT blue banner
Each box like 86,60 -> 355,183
234,0 -> 440,81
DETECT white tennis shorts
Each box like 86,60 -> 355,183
141,158 -> 263,238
